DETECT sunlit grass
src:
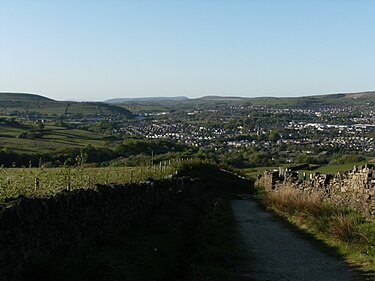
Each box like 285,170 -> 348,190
314,162 -> 368,174
0,165 -> 174,203
264,188 -> 375,273
0,124 -> 109,154
243,161 -> 370,179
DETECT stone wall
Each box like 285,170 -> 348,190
258,164 -> 375,218
0,176 -> 198,281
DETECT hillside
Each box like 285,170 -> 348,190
195,91 -> 375,107
0,92 -> 54,102
249,91 -> 375,107
0,122 -> 110,154
113,91 -> 375,111
105,96 -> 189,103
198,96 -> 246,101
0,92 -> 134,118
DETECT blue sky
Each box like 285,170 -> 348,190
0,0 -> 374,101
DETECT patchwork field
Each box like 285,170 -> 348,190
0,123 -> 110,154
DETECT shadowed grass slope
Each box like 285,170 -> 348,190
22,164 -> 253,281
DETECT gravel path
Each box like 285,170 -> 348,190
232,195 -> 365,281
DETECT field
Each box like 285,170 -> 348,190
0,165 -> 174,203
297,162 -> 369,179
0,123 -> 110,154
314,162 -> 368,173
243,161 -> 370,179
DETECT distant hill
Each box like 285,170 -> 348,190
198,96 -> 246,101
0,92 -> 134,118
108,91 -> 375,114
248,91 -> 375,107
105,96 -> 189,103
0,92 -> 53,102
1,91 -> 373,117
192,91 -> 375,107
132,91 -> 374,107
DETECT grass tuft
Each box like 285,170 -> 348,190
264,188 -> 328,217
329,213 -> 366,243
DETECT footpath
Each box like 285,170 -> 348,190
232,194 -> 367,281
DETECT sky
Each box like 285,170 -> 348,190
0,0 -> 375,101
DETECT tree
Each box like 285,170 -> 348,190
37,121 -> 45,130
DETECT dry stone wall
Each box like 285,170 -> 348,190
259,164 -> 375,218
0,176 -> 196,281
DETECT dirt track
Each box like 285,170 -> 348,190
232,195 -> 366,281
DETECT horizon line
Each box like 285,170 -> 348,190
0,90 -> 374,102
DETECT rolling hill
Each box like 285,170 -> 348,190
248,91 -> 375,107
194,91 -> 375,107
0,92 -> 53,102
0,93 -> 134,118
1,91 -> 373,118
105,96 -> 189,103
109,91 -> 375,109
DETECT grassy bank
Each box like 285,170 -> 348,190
24,197 -> 247,281
263,188 -> 375,275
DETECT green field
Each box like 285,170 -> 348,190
243,161 -> 371,179
311,162 -> 367,174
296,162 -> 369,180
0,101 -> 133,117
0,165 -> 174,202
0,123 -> 110,154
